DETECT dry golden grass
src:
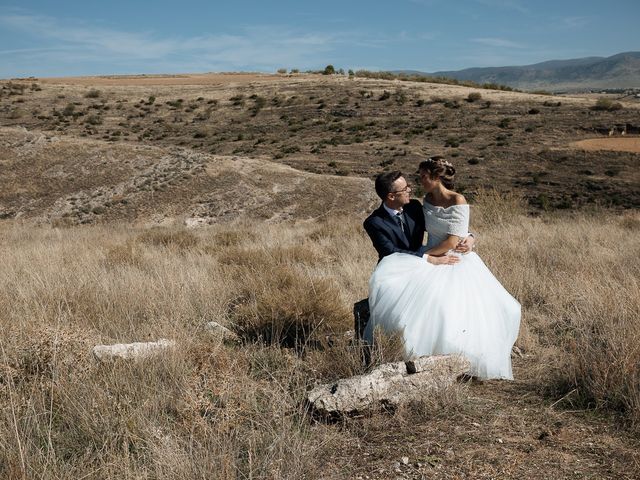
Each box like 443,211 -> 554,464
0,196 -> 639,478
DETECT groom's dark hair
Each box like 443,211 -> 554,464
375,170 -> 404,200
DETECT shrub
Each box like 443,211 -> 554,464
394,90 -> 407,105
466,92 -> 482,102
277,68 -> 287,74
8,107 -> 25,119
85,89 -> 101,98
229,94 -> 245,106
379,159 -> 394,167
250,96 -> 267,116
62,103 -> 76,116
591,98 -> 623,111
166,99 -> 183,108
230,264 -> 349,348
137,228 -> 198,250
530,90 -> 553,95
280,145 -> 300,155
444,137 -> 461,148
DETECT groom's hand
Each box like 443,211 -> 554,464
455,235 -> 475,254
426,254 -> 460,265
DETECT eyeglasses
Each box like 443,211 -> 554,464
390,185 -> 412,194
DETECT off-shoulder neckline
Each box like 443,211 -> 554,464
423,200 -> 469,211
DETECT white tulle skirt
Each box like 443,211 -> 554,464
364,252 -> 521,380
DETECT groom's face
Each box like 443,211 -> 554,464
387,176 -> 412,208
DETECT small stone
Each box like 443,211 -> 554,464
401,456 -> 409,465
205,321 -> 240,342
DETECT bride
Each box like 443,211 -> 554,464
363,157 -> 521,380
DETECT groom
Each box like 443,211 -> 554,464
363,171 -> 473,265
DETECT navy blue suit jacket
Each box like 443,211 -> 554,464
363,199 -> 426,262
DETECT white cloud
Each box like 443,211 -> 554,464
471,37 -> 525,49
0,12 -> 350,75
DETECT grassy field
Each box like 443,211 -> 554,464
1,194 -> 639,479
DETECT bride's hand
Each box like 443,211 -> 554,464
455,235 -> 475,254
426,254 -> 460,265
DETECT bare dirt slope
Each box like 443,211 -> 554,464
570,137 -> 640,153
0,127 -> 378,225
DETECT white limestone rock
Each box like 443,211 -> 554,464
92,339 -> 175,362
307,354 -> 470,415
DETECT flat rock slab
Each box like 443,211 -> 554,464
307,354 -> 470,415
92,339 -> 175,362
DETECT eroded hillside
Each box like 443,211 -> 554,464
0,127 -> 378,225
1,73 -> 638,224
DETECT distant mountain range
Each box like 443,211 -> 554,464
398,52 -> 640,92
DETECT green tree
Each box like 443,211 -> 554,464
323,65 -> 335,75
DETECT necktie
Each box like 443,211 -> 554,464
396,211 -> 407,235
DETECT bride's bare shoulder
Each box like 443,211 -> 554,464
453,193 -> 467,205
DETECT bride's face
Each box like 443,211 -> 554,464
419,170 -> 439,192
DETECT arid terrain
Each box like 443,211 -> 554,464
0,73 -> 639,479
1,73 -> 639,225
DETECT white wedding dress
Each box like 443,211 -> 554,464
364,201 -> 521,379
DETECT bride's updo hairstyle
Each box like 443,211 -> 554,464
418,156 -> 455,189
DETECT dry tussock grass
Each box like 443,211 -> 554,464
1,196 -> 639,478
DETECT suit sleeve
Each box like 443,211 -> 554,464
364,218 -> 426,259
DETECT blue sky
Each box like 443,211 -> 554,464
1,0 -> 638,78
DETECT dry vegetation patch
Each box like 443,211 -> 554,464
1,195 -> 639,478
